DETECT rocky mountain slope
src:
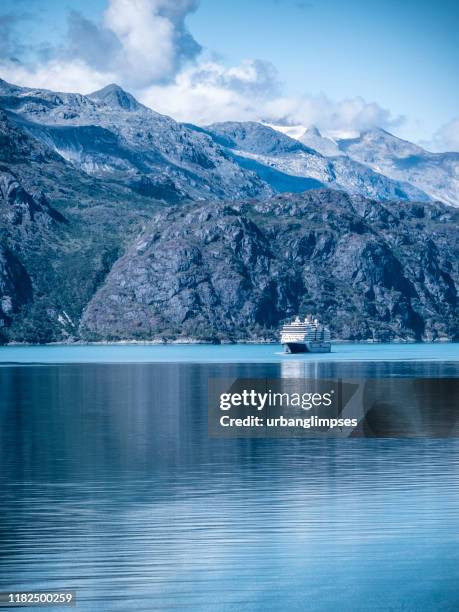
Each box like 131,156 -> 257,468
0,77 -> 457,343
0,107 -> 164,342
0,79 -> 271,202
80,191 -> 458,343
204,122 -> 430,203
299,126 -> 344,157
0,245 -> 31,338
2,78 -> 456,207
301,126 -> 459,207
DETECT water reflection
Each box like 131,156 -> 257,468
0,362 -> 458,611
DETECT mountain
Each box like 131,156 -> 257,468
299,125 -> 343,157
80,191 -> 458,343
337,128 -> 459,207
281,124 -> 459,209
0,105 -> 166,342
204,121 -> 430,203
88,83 -> 143,112
0,78 -> 457,343
0,78 -> 447,206
0,79 -> 271,203
0,245 -> 31,337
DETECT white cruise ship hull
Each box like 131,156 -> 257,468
284,341 -> 331,354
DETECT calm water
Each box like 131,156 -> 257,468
0,346 -> 458,611
0,341 -> 457,363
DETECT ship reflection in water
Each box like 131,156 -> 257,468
0,358 -> 458,611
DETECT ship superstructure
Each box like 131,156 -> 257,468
280,315 -> 331,353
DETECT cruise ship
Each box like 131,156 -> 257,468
280,315 -> 331,353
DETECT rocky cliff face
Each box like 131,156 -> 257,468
0,246 -> 32,339
0,108 -> 164,342
203,122 -> 431,203
0,163 -> 66,340
0,168 -> 65,231
0,80 -> 272,203
80,190 -> 458,342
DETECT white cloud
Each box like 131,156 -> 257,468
263,93 -> 404,137
103,0 -> 200,86
0,0 -> 200,91
427,118 -> 459,153
140,61 -> 403,135
0,0 -> 435,144
140,59 -> 280,124
0,58 -> 113,94
0,49 -> 405,138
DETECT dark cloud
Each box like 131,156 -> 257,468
157,0 -> 201,64
64,10 -> 121,72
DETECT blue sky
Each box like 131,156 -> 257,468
1,0 -> 458,148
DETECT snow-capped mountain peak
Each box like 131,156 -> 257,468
205,120 -> 430,202
338,127 -> 425,159
299,125 -> 344,157
337,128 -> 459,207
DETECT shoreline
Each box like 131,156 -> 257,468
2,338 -> 456,347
